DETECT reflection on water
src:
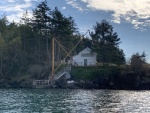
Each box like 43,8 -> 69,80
0,89 -> 150,113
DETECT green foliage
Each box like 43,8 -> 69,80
0,0 -> 79,87
90,20 -> 125,64
75,37 -> 92,53
3,37 -> 28,76
0,15 -> 8,35
0,1 -> 127,88
71,67 -> 94,80
130,52 -> 147,73
71,65 -> 122,88
0,33 -> 6,48
91,20 -> 120,46
0,33 -> 6,76
93,68 -> 110,80
71,66 -> 119,81
31,0 -> 51,34
50,7 -> 78,61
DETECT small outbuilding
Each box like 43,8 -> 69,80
71,47 -> 97,66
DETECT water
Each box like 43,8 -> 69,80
0,89 -> 150,113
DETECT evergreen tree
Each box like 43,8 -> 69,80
31,0 -> 50,33
2,36 -> 27,77
50,7 -> 78,61
31,0 -> 51,58
0,15 -> 8,36
90,20 -> 125,64
50,7 -> 77,36
20,10 -> 30,25
130,52 -> 147,74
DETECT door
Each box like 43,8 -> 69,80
84,59 -> 87,66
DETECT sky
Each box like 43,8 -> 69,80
0,0 -> 150,62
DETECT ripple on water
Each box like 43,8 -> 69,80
1,89 -> 150,112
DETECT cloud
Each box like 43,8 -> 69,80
0,3 -> 31,12
24,0 -> 31,2
62,7 -> 66,10
7,12 -> 24,23
7,0 -> 15,2
66,0 -> 84,11
67,0 -> 150,30
0,0 -> 42,23
80,27 -> 88,34
7,10 -> 33,23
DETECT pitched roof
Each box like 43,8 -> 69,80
73,47 -> 97,57
78,47 -> 91,54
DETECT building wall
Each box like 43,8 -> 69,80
72,47 -> 97,66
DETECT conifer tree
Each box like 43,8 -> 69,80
31,0 -> 51,57
50,7 -> 77,61
90,20 -> 125,64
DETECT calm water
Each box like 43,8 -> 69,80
0,89 -> 150,113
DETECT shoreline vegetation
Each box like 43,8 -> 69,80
70,63 -> 150,90
0,1 -> 150,90
1,63 -> 150,90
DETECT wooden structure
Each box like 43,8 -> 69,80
33,37 -> 82,88
33,80 -> 50,88
33,31 -> 89,88
32,65 -> 71,88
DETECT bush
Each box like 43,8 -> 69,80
71,67 -> 94,80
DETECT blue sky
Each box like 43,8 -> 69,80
0,0 -> 150,62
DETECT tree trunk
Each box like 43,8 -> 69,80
38,37 -> 41,62
46,35 -> 49,59
0,49 -> 3,76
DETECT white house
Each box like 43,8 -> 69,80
71,47 -> 97,66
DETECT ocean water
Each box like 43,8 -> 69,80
0,89 -> 150,113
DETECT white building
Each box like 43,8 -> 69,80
72,47 -> 97,66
